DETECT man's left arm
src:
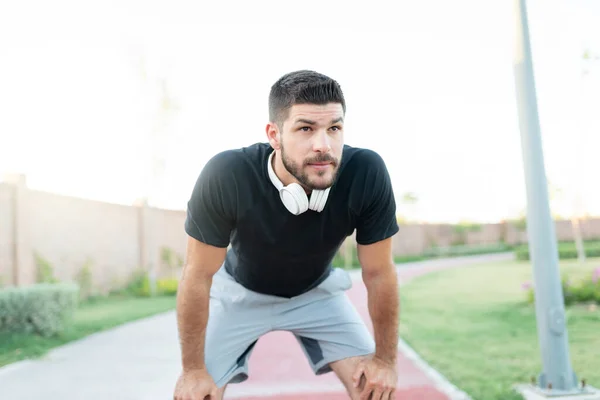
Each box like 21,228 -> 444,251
350,150 -> 400,398
358,237 -> 399,366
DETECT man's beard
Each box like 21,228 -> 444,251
280,144 -> 340,191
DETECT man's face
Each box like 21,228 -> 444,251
278,103 -> 344,191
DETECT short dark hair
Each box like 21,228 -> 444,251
268,70 -> 346,126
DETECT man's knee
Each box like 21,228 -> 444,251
329,355 -> 373,399
215,384 -> 227,400
330,354 -> 372,376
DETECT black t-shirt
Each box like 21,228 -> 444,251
185,142 -> 399,298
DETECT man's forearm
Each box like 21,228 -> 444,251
364,266 -> 399,365
176,267 -> 211,371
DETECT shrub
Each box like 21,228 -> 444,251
515,240 -> 600,261
523,267 -> 600,306
423,243 -> 513,258
0,283 -> 79,336
332,245 -> 359,269
124,270 -> 151,297
118,270 -> 178,297
157,278 -> 178,296
34,252 -> 58,284
75,263 -> 94,301
333,242 -> 514,269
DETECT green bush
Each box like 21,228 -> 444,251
523,267 -> 600,306
332,245 -> 359,269
34,252 -> 58,284
423,243 -> 513,258
332,242 -> 514,269
515,240 -> 600,261
119,270 -> 178,297
157,278 -> 178,296
394,255 -> 430,263
0,283 -> 79,336
75,263 -> 94,300
124,270 -> 151,297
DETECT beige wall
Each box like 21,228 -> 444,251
0,174 -> 188,291
2,174 -> 600,290
27,189 -> 142,290
391,219 -> 600,256
0,183 -> 15,286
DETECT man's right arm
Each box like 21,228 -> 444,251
177,235 -> 226,372
177,150 -> 238,373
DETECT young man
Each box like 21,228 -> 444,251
174,70 -> 400,400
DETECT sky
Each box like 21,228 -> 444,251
1,0 -> 599,223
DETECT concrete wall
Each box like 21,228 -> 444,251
27,188 -> 142,290
0,182 -> 15,286
0,174 -> 188,291
391,218 -> 600,256
1,174 -> 600,290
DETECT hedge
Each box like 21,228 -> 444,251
113,269 -> 179,297
515,240 -> 600,261
0,283 -> 79,336
524,270 -> 600,306
422,243 -> 513,258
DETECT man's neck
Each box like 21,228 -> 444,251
272,151 -> 310,194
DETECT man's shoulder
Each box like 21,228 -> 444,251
341,145 -> 388,173
203,142 -> 272,175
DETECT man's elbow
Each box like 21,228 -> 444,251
361,261 -> 397,284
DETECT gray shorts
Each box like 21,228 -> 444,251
205,266 -> 375,388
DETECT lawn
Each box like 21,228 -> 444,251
398,257 -> 600,400
0,294 -> 176,368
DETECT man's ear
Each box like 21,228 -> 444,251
265,122 -> 281,150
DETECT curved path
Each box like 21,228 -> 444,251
0,253 -> 512,399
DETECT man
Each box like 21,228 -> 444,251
173,70 -> 400,400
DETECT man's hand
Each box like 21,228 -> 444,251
355,237 -> 399,399
173,368 -> 218,400
175,236 -> 227,400
352,355 -> 397,400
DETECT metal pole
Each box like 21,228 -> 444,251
512,0 -> 582,394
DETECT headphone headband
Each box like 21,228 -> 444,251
267,152 -> 285,191
267,151 -> 330,215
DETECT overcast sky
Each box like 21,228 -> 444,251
1,0 -> 599,223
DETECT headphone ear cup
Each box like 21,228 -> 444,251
308,188 -> 330,212
281,183 -> 309,215
308,190 -> 321,211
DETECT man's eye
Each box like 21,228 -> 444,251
300,126 -> 311,131
330,126 -> 342,131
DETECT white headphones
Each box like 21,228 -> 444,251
267,151 -> 330,215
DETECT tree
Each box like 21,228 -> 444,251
548,180 -> 585,264
568,48 -> 600,264
134,51 -> 181,295
400,192 -> 419,223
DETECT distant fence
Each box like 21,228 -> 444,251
2,173 -> 600,290
392,217 -> 600,257
0,174 -> 185,291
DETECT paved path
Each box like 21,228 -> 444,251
0,253 -> 512,399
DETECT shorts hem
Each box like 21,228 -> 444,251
313,348 -> 376,375
214,366 -> 249,388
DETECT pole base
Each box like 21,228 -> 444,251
514,384 -> 600,399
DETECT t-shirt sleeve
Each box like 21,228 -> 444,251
184,151 -> 238,248
355,150 -> 400,245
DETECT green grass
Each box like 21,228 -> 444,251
399,257 -> 600,400
0,294 -> 176,368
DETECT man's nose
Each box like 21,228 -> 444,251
312,131 -> 331,152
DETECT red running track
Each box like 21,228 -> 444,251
224,265 -> 457,399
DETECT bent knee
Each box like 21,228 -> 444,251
215,385 -> 227,400
329,354 -> 373,382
